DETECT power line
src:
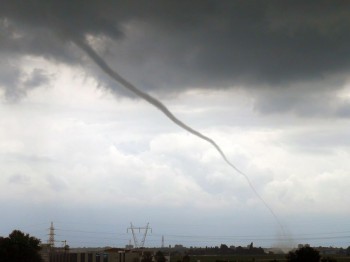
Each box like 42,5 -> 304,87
50,225 -> 350,241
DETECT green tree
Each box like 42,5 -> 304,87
154,251 -> 167,262
321,257 -> 337,262
286,246 -> 321,262
141,251 -> 153,262
182,254 -> 190,262
0,230 -> 43,262
220,244 -> 229,254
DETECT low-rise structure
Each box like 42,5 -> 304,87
47,248 -> 141,262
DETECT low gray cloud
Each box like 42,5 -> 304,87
0,58 -> 23,101
336,101 -> 350,118
0,58 -> 52,101
8,173 -> 31,185
24,69 -> 51,89
46,174 -> 68,192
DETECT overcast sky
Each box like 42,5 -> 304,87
1,0 -> 350,249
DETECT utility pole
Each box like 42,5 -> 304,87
61,240 -> 67,248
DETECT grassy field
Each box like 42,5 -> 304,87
185,254 -> 286,262
170,254 -> 350,262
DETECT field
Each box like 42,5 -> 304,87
170,254 -> 350,262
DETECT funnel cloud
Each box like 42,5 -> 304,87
72,37 -> 284,231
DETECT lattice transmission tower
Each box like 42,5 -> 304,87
127,222 -> 152,248
48,221 -> 55,247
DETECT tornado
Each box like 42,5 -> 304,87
73,37 -> 285,234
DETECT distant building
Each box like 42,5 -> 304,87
39,244 -> 51,262
125,244 -> 134,250
47,248 -> 141,262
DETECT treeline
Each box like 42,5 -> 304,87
187,244 -> 265,255
316,246 -> 350,256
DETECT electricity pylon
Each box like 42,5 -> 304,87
48,222 -> 55,247
127,222 -> 152,248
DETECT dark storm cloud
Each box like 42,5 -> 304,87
1,0 -> 350,113
253,77 -> 348,117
